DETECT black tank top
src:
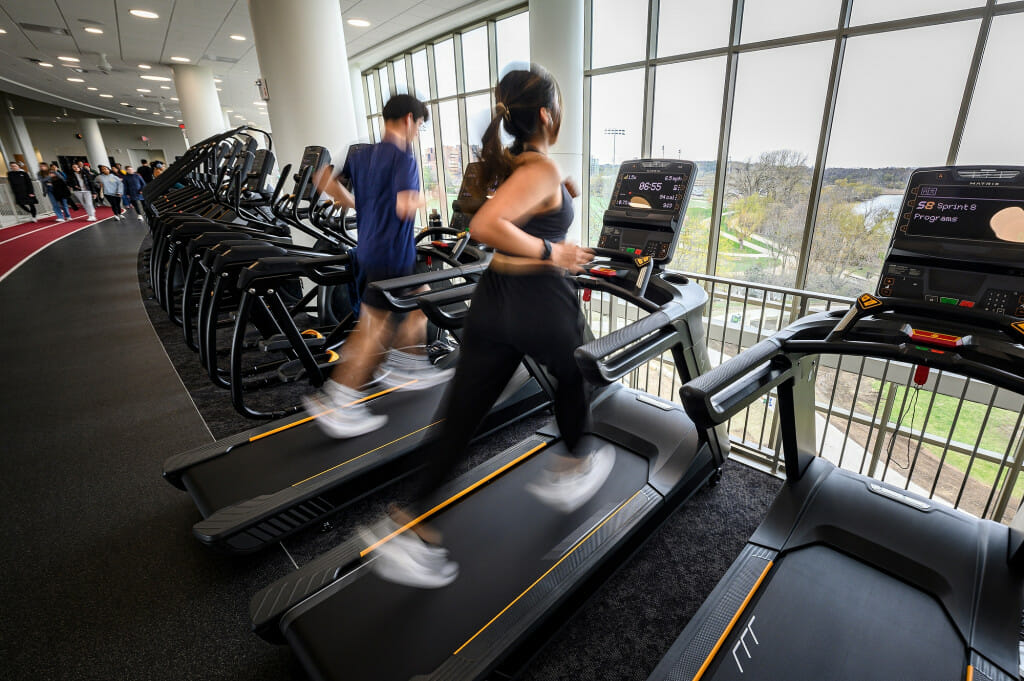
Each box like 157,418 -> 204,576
519,184 -> 573,243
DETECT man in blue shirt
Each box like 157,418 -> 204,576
305,94 -> 451,438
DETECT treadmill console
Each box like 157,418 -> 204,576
597,159 -> 696,263
338,143 -> 372,189
879,166 -> 1024,316
295,145 -> 331,200
450,161 -> 487,232
244,149 -> 273,192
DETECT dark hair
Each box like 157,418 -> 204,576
475,64 -> 562,195
381,94 -> 429,123
141,159 -> 147,164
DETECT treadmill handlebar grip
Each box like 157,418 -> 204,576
575,302 -> 686,385
368,262 -> 489,310
680,338 -> 785,428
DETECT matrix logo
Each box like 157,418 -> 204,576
732,615 -> 759,673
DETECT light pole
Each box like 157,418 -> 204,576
604,128 -> 625,165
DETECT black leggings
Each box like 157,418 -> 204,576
128,199 -> 144,215
17,202 -> 37,218
107,196 -> 123,215
410,268 -> 589,508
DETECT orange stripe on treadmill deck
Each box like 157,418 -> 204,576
359,441 -> 549,558
452,488 -> 644,656
965,665 -> 973,681
692,560 -> 774,681
247,380 -> 418,443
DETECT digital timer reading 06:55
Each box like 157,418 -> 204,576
637,181 -> 662,191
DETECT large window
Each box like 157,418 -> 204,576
719,41 -> 833,287
582,0 -> 1020,294
806,21 -> 979,296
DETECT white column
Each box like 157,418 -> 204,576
349,65 -> 368,141
79,118 -> 110,169
171,64 -> 224,143
530,0 -> 584,242
248,0 -> 358,175
7,101 -> 39,169
222,108 -> 233,131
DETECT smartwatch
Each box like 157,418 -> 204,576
540,238 -> 553,261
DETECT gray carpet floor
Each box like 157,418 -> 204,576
0,221 -> 782,680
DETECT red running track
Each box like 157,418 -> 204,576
0,205 -> 143,282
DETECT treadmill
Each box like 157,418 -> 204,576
649,166 -> 1024,681
162,192 -> 554,555
248,159 -> 729,681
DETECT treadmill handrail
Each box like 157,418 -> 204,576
679,301 -> 1024,431
572,275 -> 696,386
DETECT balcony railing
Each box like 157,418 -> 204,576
0,178 -> 56,228
581,271 -> 1024,526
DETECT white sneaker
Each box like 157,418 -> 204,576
87,216 -> 97,221
526,444 -> 616,514
31,217 -> 38,222
137,215 -> 144,221
56,218 -> 66,222
302,383 -> 387,439
374,350 -> 454,391
359,519 -> 459,589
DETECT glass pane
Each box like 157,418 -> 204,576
393,58 -> 408,95
851,0 -> 985,25
412,49 -> 430,100
377,66 -> 391,101
434,39 -> 457,98
462,27 -> 490,92
465,94 -> 491,161
740,0 -> 840,42
438,100 -> 463,209
592,0 -> 647,67
496,11 -> 530,78
957,13 -> 1024,164
807,21 -> 980,296
365,74 -> 378,114
657,0 -> 733,56
651,57 -> 728,273
372,116 -> 383,143
588,69 -> 645,245
418,106 -> 442,219
718,41 -> 833,287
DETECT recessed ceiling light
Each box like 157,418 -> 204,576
58,56 -> 80,62
170,56 -> 190,63
253,100 -> 265,106
229,34 -> 246,41
84,27 -> 104,34
176,118 -> 182,122
0,28 -> 7,35
136,88 -> 151,92
347,19 -> 371,28
160,85 -> 170,90
87,86 -> 98,91
136,107 -> 148,111
213,78 -> 222,83
224,109 -> 233,113
216,87 -> 222,92
164,115 -> 173,119
129,10 -> 159,19
138,64 -> 151,70
39,62 -> 54,67
234,114 -> 243,118
140,74 -> 171,81
170,97 -> 179,101
120,102 -> 130,106
66,77 -> 85,82
99,93 -> 113,98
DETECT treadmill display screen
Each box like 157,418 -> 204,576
613,171 -> 689,213
905,183 -> 1024,243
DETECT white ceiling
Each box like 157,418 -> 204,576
0,0 -> 504,129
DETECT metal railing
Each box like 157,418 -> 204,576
0,178 -> 56,228
581,271 -> 1024,526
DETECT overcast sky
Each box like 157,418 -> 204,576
586,0 -> 1022,169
